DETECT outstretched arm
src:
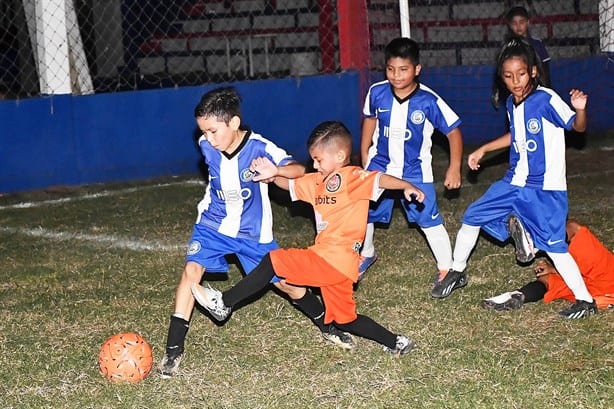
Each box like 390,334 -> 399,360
250,157 -> 304,191
467,132 -> 511,171
378,174 -> 426,203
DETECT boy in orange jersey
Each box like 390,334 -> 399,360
483,219 -> 614,312
191,121 -> 425,355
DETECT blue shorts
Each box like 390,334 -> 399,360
186,223 -> 280,281
367,182 -> 444,227
462,180 -> 568,253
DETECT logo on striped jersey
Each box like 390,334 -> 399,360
240,168 -> 256,182
526,118 -> 541,134
411,110 -> 425,125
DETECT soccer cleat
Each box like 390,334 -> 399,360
191,283 -> 231,321
431,269 -> 467,298
383,335 -> 415,356
558,300 -> 597,319
482,291 -> 525,311
321,324 -> 355,350
507,215 -> 536,263
358,253 -> 378,281
158,351 -> 183,378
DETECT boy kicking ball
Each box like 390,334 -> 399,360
192,121 -> 425,355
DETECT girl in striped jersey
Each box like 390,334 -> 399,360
433,37 -> 597,319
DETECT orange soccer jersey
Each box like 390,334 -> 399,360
544,226 -> 614,308
289,166 -> 382,282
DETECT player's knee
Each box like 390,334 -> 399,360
274,280 -> 306,300
182,261 -> 205,283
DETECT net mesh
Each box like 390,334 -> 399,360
0,0 -> 610,99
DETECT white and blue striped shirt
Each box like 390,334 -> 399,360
363,81 -> 461,183
504,86 -> 576,190
196,129 -> 294,243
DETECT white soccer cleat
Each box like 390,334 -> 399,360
191,284 -> 231,321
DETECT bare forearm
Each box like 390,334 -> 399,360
572,109 -> 587,132
378,174 -> 411,190
447,128 -> 463,172
277,162 -> 305,179
482,132 -> 512,154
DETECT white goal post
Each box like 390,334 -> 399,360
23,0 -> 93,95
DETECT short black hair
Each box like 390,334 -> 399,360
384,37 -> 420,66
506,6 -> 530,21
306,121 -> 352,152
194,86 -> 241,124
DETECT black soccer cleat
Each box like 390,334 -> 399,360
431,269 -> 467,299
558,300 -> 597,319
158,350 -> 183,378
321,324 -> 355,350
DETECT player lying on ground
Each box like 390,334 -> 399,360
483,219 -> 614,313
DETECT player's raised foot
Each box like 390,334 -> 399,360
482,291 -> 525,311
507,215 -> 536,263
158,350 -> 183,379
358,253 -> 378,281
558,300 -> 597,319
191,284 -> 231,321
431,269 -> 467,299
383,335 -> 415,356
321,324 -> 355,350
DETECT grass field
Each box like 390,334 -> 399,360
1,138 -> 613,408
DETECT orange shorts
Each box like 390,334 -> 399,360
270,248 -> 357,324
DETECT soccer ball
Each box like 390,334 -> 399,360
98,332 -> 153,383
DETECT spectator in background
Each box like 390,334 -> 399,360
492,5 -> 552,108
505,5 -> 551,87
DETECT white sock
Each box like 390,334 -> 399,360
422,224 -> 453,271
451,224 -> 481,272
547,252 -> 593,302
361,223 -> 376,257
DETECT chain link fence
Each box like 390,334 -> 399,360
0,0 -> 611,100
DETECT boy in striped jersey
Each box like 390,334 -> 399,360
435,37 -> 596,319
359,37 -> 464,288
159,88 -> 353,378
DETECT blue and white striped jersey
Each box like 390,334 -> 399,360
363,81 -> 461,183
504,86 -> 576,190
195,129 -> 294,243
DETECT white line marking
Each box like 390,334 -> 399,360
0,179 -> 204,210
0,226 -> 183,252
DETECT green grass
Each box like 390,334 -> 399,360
1,143 -> 613,408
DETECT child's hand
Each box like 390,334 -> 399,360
467,148 -> 485,171
534,259 -> 556,277
569,89 -> 588,110
444,168 -> 461,190
403,185 -> 425,203
250,157 -> 278,182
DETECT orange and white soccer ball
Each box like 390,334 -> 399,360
98,332 -> 153,383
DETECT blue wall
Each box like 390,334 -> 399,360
1,56 -> 611,194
